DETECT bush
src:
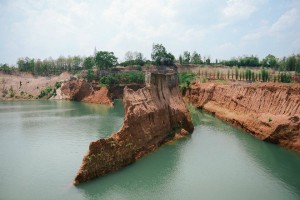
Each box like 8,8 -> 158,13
55,81 -> 62,89
100,71 -> 145,86
87,69 -> 94,82
117,71 -> 144,84
100,74 -> 119,86
279,72 -> 292,83
178,72 -> 196,92
38,86 -> 53,98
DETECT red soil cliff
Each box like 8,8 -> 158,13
59,80 -> 113,105
185,82 -> 300,152
74,72 -> 194,184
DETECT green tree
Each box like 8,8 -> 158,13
285,55 -> 296,71
83,56 -> 94,69
179,55 -> 183,64
182,51 -> 191,64
87,69 -> 94,82
206,57 -> 211,65
261,68 -> 269,82
178,72 -> 196,92
191,51 -> 202,64
95,51 -> 118,70
121,51 -> 145,66
151,43 -> 175,66
261,54 -> 279,69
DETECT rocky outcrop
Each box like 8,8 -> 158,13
59,80 -> 113,105
109,84 -> 144,99
74,72 -> 194,184
185,82 -> 300,152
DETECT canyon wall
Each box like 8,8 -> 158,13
58,80 -> 113,105
74,72 -> 194,184
185,82 -> 300,152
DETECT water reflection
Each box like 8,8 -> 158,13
189,105 -> 300,195
75,142 -> 183,199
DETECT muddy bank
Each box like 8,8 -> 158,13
185,82 -> 300,153
74,72 -> 194,184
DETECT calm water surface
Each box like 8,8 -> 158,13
0,100 -> 299,200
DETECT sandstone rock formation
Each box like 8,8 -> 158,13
59,80 -> 113,105
74,72 -> 194,184
185,82 -> 300,152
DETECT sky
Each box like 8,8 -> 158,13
0,0 -> 300,65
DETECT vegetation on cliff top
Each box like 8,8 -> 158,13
1,43 -> 299,84
100,71 -> 144,87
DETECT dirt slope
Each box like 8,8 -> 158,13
185,82 -> 300,152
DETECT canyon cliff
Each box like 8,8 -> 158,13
74,72 -> 194,184
58,80 -> 113,105
185,82 -> 300,153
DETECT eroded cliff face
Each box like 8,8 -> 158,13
58,80 -> 113,105
74,72 -> 194,184
185,82 -> 300,152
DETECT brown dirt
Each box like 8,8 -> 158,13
0,71 -> 71,100
82,87 -> 112,105
59,79 -> 113,105
185,81 -> 300,153
73,72 -> 194,184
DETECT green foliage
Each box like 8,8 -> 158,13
95,51 -> 118,70
117,71 -> 144,84
0,64 -> 15,74
178,72 -> 196,92
87,69 -> 94,82
279,72 -> 292,83
190,51 -> 202,64
100,71 -> 145,86
235,67 -> 238,80
17,55 -> 84,76
261,54 -> 279,69
151,43 -> 175,66
261,68 -> 269,82
245,68 -> 252,81
100,74 -> 119,86
83,56 -> 94,69
181,51 -> 191,64
222,55 -> 259,67
55,81 -> 62,89
38,86 -> 53,98
120,51 -> 145,66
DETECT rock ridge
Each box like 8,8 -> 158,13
74,72 -> 194,184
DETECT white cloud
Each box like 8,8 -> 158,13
0,0 -> 300,64
222,0 -> 264,19
270,8 -> 300,33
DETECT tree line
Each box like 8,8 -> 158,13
1,44 -> 300,76
197,67 -> 293,83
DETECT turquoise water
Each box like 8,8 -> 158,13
0,100 -> 299,200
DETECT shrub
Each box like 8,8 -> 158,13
100,71 -> 145,86
178,72 -> 196,92
117,71 -> 144,84
279,72 -> 292,83
55,81 -> 62,89
100,74 -> 119,86
38,86 -> 53,98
